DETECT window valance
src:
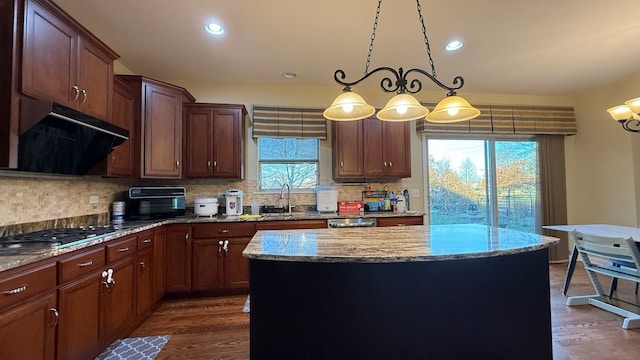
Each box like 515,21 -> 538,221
252,106 -> 327,139
416,104 -> 576,135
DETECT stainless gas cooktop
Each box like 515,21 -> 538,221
0,225 -> 120,255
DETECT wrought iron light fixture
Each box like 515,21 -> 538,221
607,97 -> 640,132
323,0 -> 480,123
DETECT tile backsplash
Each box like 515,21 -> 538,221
0,173 -> 407,228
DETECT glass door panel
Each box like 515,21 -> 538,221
427,139 -> 488,225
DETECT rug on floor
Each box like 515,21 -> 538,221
243,295 -> 250,312
95,335 -> 171,360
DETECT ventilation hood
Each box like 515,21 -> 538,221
17,98 -> 129,175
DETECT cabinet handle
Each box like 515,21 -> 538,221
81,89 -> 87,103
384,161 -> 388,167
71,85 -> 80,100
207,160 -> 211,169
77,260 -> 94,267
112,154 -> 115,161
218,240 -> 224,254
213,160 -> 217,169
3,285 -> 27,295
223,239 -> 229,255
185,233 -> 189,240
176,160 -> 180,168
142,239 -> 152,243
50,307 -> 59,327
219,229 -> 230,234
139,261 -> 145,272
389,161 -> 392,167
340,161 -> 344,169
117,247 -> 130,252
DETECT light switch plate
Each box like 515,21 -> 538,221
89,195 -> 99,204
411,189 -> 419,197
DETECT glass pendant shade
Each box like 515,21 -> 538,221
323,91 -> 375,121
624,97 -> 640,114
426,95 -> 481,123
376,93 -> 429,122
607,105 -> 633,121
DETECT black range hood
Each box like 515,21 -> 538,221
17,98 -> 129,175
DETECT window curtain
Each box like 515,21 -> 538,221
252,106 -> 327,139
538,134 -> 570,262
417,104 -> 577,136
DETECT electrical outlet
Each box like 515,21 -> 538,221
411,189 -> 419,197
89,195 -> 99,204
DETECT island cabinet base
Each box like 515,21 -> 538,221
249,248 -> 552,360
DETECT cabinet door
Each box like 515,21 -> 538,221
165,225 -> 192,292
107,77 -> 135,176
212,108 -> 243,178
137,248 -> 155,315
143,83 -> 183,178
0,292 -> 57,360
22,0 -> 78,106
185,108 -> 212,178
192,239 -> 224,291
77,38 -> 112,121
363,117 -> 386,177
58,272 -> 103,360
224,237 -> 251,289
154,227 -> 167,301
383,121 -> 411,177
332,120 -> 364,178
102,257 -> 135,343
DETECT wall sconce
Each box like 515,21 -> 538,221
607,98 -> 640,132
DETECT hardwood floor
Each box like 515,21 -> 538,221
130,262 -> 640,359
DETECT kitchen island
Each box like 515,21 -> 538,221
243,224 -> 559,360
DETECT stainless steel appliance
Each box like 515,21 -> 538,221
123,186 -> 186,220
327,218 -> 376,228
225,189 -> 244,215
0,225 -> 120,254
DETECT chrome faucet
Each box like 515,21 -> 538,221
280,183 -> 291,213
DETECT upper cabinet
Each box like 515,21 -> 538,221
332,117 -> 411,181
21,0 -> 117,121
184,103 -> 247,179
116,75 -> 196,179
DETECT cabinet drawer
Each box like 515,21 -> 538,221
192,223 -> 256,238
0,262 -> 56,311
256,219 -> 327,231
107,236 -> 137,262
59,247 -> 106,283
376,216 -> 424,227
137,230 -> 154,251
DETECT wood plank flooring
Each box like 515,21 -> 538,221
130,262 -> 640,359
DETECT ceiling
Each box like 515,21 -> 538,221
53,0 -> 640,97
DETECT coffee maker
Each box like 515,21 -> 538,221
225,189 -> 244,215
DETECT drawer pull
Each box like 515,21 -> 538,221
4,285 -> 28,295
81,89 -> 87,103
77,260 -> 94,267
117,247 -> 130,252
71,85 -> 80,100
142,239 -> 152,243
219,229 -> 230,234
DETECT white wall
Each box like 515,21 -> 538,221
567,73 -> 640,226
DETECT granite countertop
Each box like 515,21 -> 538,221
242,224 -> 559,263
0,211 -> 424,272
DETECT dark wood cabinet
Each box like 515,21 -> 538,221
102,256 -> 135,342
332,120 -> 364,179
192,239 -> 224,290
137,247 -> 155,315
0,292 -> 57,360
191,223 -> 256,292
165,225 -> 192,292
116,75 -> 195,179
332,117 -> 411,180
154,227 -> 167,301
255,219 -> 328,231
184,103 -> 247,179
0,262 -> 57,360
376,216 -> 424,227
22,0 -> 117,121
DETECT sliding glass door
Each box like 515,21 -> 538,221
426,138 -> 539,232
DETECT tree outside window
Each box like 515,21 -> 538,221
258,138 -> 319,191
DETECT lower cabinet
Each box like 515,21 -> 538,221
137,245 -> 155,315
102,256 -> 136,342
376,216 -> 424,227
154,227 -> 167,301
165,224 -> 192,292
192,238 -> 224,290
0,291 -> 57,360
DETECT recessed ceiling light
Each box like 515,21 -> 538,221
445,40 -> 463,51
283,72 -> 297,79
205,23 -> 225,35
